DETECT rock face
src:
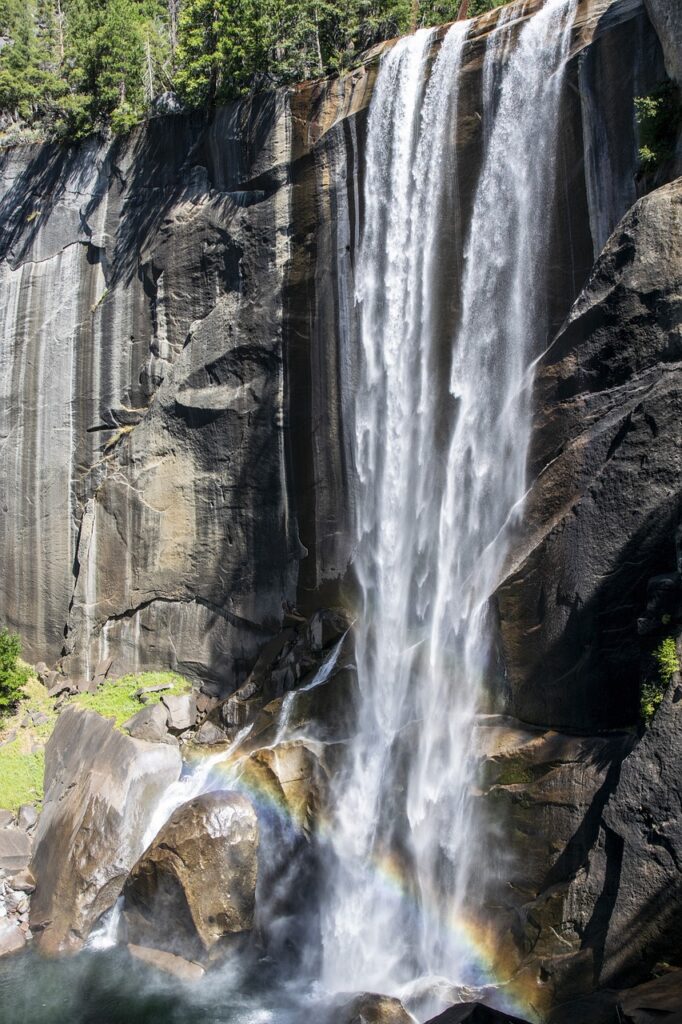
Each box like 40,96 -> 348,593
123,791 -> 258,961
0,0 -> 665,696
29,706 -> 181,954
496,178 -> 682,731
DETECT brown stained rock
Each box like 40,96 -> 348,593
29,705 -> 181,955
241,740 -> 327,835
333,992 -> 414,1024
123,790 -> 258,962
127,943 -> 205,982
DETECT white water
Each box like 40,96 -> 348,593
321,0 -> 576,1000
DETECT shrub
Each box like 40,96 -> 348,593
0,628 -> 30,716
634,83 -> 680,175
641,636 -> 680,724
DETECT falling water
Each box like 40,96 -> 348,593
321,0 -> 576,1002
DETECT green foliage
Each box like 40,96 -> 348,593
635,82 -> 681,175
466,0 -> 506,17
654,636 -> 680,686
0,628 -> 30,716
641,636 -> 680,724
69,669 -> 191,725
0,0 -> 512,141
0,740 -> 45,811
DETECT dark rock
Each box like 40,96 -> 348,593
47,678 -> 75,699
497,178 -> 682,731
194,719 -> 230,746
0,828 -> 31,873
123,791 -> 258,962
425,1004 -> 531,1024
619,970 -> 682,1023
30,705 -> 181,955
306,608 -> 349,653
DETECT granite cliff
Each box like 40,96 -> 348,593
0,0 -> 681,1018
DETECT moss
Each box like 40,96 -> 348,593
495,762 -> 536,787
69,671 -> 191,727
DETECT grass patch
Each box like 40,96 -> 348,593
0,671 -> 192,810
0,677 -> 57,812
69,671 -> 191,727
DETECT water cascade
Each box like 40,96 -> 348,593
321,0 -> 577,1002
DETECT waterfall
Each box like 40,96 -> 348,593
321,0 -> 576,1002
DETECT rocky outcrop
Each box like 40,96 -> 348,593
496,177 -> 682,731
425,1005 -> 531,1024
123,791 -> 258,962
29,705 -> 181,954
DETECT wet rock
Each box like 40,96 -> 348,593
497,178 -> 682,731
122,703 -> 172,744
332,992 -> 414,1024
0,828 -> 31,873
194,719 -> 230,746
0,920 -> 26,957
162,692 -> 197,733
425,1004 -> 531,1024
123,791 -> 259,962
30,705 -> 181,955
241,740 -> 327,835
127,943 -> 205,982
307,608 -> 348,653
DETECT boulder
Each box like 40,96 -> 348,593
241,739 -> 327,835
127,943 -> 205,982
162,693 -> 197,733
122,703 -> 172,744
332,993 -> 414,1024
0,811 -> 14,829
29,705 -> 181,955
123,790 -> 258,962
0,828 -> 31,873
0,920 -> 26,958
425,1004 -> 531,1024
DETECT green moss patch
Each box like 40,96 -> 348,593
0,671 -> 193,811
69,671 -> 191,727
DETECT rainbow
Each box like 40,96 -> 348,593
184,740 -> 545,1023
